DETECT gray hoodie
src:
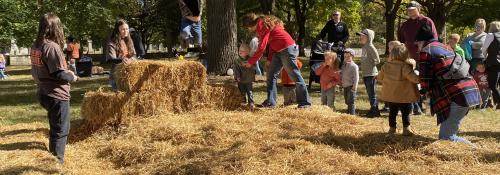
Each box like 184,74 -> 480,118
359,29 -> 380,77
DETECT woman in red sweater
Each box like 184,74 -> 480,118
242,13 -> 311,108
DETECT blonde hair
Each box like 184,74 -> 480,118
448,33 -> 461,41
324,51 -> 340,69
0,54 -> 4,62
239,43 -> 250,51
488,21 -> 500,33
388,40 -> 402,50
390,44 -> 409,62
476,18 -> 487,32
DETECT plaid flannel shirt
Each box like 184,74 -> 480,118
419,41 -> 481,125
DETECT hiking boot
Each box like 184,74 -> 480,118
402,127 -> 415,136
366,111 -> 381,118
388,127 -> 396,135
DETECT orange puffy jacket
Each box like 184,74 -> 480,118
281,59 -> 303,86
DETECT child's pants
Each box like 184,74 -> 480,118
283,85 -> 296,106
343,86 -> 356,115
38,95 -> 70,164
238,82 -> 254,104
480,89 -> 492,109
363,76 -> 378,113
321,87 -> 336,110
387,102 -> 412,128
0,68 -> 6,79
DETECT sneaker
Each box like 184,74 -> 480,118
380,107 -> 389,112
413,110 -> 423,115
402,127 -> 415,136
257,102 -> 276,108
249,103 -> 255,112
298,104 -> 311,109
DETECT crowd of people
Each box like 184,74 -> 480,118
21,0 -> 498,164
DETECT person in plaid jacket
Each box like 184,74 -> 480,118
416,24 -> 481,146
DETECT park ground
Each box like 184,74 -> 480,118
0,58 -> 499,174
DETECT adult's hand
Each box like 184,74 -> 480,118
70,71 -> 79,82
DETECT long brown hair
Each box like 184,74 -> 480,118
109,19 -> 135,57
242,13 -> 283,30
35,13 -> 65,49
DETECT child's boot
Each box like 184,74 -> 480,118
388,127 -> 396,135
402,127 -> 414,136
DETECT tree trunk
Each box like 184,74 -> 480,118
384,0 -> 402,55
259,0 -> 275,14
207,0 -> 238,74
293,0 -> 307,57
385,14 -> 396,55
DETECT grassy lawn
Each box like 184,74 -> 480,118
0,60 -> 498,174
1,61 -> 499,128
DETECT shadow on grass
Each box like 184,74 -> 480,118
462,131 -> 500,141
0,141 -> 46,151
0,166 -> 59,175
0,128 -> 48,138
298,130 -> 435,157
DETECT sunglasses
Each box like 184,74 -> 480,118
333,14 -> 340,16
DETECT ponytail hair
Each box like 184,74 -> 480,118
242,13 -> 283,30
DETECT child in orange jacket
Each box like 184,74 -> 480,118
282,59 -> 303,106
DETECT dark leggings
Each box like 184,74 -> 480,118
388,102 -> 412,128
487,65 -> 500,104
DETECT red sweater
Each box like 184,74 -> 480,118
248,19 -> 295,65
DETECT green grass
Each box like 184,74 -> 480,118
0,63 -> 498,133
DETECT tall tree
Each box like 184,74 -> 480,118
416,0 -> 466,38
368,0 -> 403,55
293,0 -> 315,56
259,0 -> 275,14
207,0 -> 238,74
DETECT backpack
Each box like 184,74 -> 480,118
424,43 -> 471,80
486,33 -> 500,66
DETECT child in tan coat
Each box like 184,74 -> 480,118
378,44 -> 420,136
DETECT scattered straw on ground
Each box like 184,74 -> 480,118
1,106 -> 498,174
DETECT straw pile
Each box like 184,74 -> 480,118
81,60 -> 243,130
1,106 -> 498,174
114,60 -> 207,93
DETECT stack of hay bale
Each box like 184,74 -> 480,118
81,60 -> 242,130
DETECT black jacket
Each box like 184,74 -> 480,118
318,20 -> 349,44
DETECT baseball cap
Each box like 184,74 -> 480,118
406,1 -> 421,10
356,29 -> 369,36
344,48 -> 355,56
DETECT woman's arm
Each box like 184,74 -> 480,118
482,34 -> 494,57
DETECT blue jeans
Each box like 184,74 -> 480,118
39,95 -> 70,164
265,45 -> 311,107
321,87 -> 336,110
439,102 -> 473,146
363,76 -> 378,112
180,17 -> 202,46
343,86 -> 356,115
110,80 -> 117,91
0,68 -> 6,79
255,61 -> 263,76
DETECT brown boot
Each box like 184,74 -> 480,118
388,127 -> 396,135
402,127 -> 414,136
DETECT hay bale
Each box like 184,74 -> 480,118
203,85 -> 243,110
81,91 -> 127,130
114,60 -> 207,93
